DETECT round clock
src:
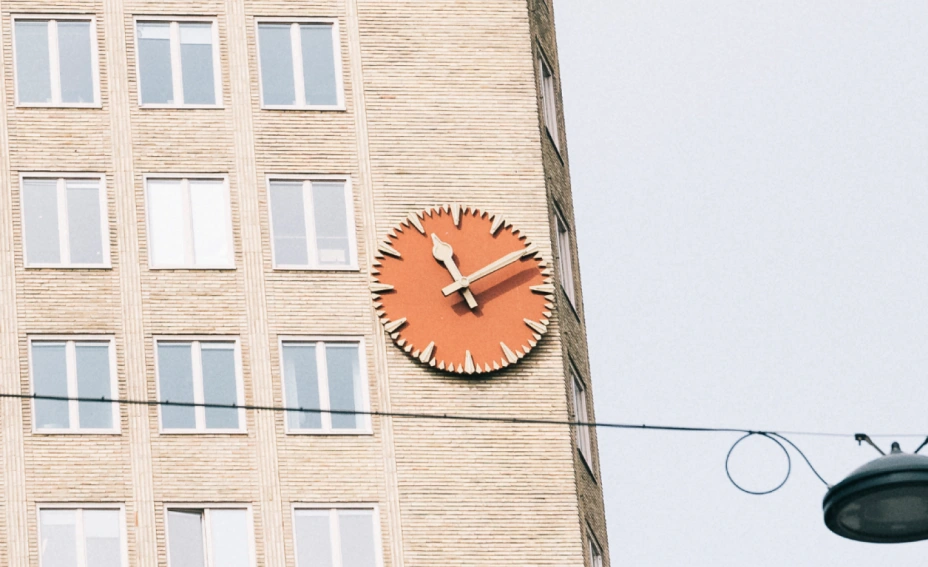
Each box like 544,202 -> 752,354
371,205 -> 555,375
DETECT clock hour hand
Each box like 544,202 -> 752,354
442,248 -> 527,296
430,233 -> 478,309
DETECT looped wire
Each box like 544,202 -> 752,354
725,432 -> 791,495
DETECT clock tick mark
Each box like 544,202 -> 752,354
384,318 -> 407,333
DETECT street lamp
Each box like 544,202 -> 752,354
823,438 -> 928,543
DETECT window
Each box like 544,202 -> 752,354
136,20 -> 220,106
572,370 -> 592,465
281,340 -> 368,433
555,212 -> 576,305
39,507 -> 124,567
588,530 -> 604,567
293,508 -> 380,567
156,340 -> 244,432
30,338 -> 117,433
14,18 -> 99,106
166,508 -> 252,567
257,21 -> 342,108
22,177 -> 108,267
145,178 -> 233,268
539,53 -> 559,148
268,179 -> 356,269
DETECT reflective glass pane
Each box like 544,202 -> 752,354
15,21 -> 51,103
40,509 -> 77,567
83,509 -> 122,567
339,510 -> 377,567
300,24 -> 337,106
209,510 -> 250,567
312,183 -> 350,266
76,343 -> 112,429
327,344 -> 360,430
137,23 -> 173,104
179,23 -> 216,105
167,510 -> 205,567
189,180 -> 231,266
157,343 -> 195,429
283,344 -> 321,430
23,178 -> 61,264
58,21 -> 95,103
147,180 -> 185,266
258,24 -> 295,105
294,510 -> 332,567
201,345 -> 238,429
66,180 -> 104,265
32,343 -> 69,429
269,181 -> 308,266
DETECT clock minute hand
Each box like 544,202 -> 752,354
442,248 -> 526,296
430,233 -> 478,309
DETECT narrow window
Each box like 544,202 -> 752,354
589,530 -> 604,567
539,54 -> 559,149
572,370 -> 592,466
555,212 -> 576,305
282,341 -> 367,433
31,339 -> 117,432
166,508 -> 251,567
23,178 -> 107,267
39,508 -> 123,567
269,179 -> 355,269
293,508 -> 379,567
137,20 -> 220,106
257,22 -> 341,108
156,340 -> 243,432
14,18 -> 97,105
146,178 -> 233,268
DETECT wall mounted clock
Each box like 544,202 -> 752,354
371,205 -> 555,375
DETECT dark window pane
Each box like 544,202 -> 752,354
32,343 -> 69,429
327,344 -> 360,429
15,21 -> 52,103
258,24 -> 295,105
201,346 -> 238,429
157,343 -> 195,429
137,23 -> 173,104
75,344 -> 112,429
283,344 -> 321,429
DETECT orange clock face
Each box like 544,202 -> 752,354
371,205 -> 554,375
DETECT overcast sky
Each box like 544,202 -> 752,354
555,2 -> 928,565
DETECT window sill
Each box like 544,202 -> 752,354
261,104 -> 347,112
32,429 -> 120,435
272,265 -> 360,272
25,264 -> 112,270
139,104 -> 224,110
148,265 -> 237,271
285,429 -> 373,436
16,103 -> 103,109
157,429 -> 248,435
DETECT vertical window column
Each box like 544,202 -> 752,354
572,369 -> 592,466
555,211 -> 576,306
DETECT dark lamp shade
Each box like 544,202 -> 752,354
824,452 -> 928,543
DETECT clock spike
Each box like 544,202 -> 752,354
493,361 -> 500,371
543,277 -> 554,284
545,302 -> 555,310
371,259 -> 382,267
407,213 -> 425,234
517,348 -> 526,358
384,317 -> 407,333
541,268 -> 553,276
438,361 -> 445,370
396,338 -> 406,347
456,364 -> 464,374
390,332 -> 399,340
404,344 -> 413,353
378,243 -> 401,258
542,311 -> 552,318
500,358 -> 509,368
500,342 -> 518,364
419,341 -> 435,363
375,310 -> 385,317
490,215 -> 505,235
429,358 -> 437,367
370,283 -> 395,293
372,302 -> 382,309
464,350 -> 475,374
370,268 -> 380,275
532,333 -> 541,341
537,261 -> 547,268
530,284 -> 556,294
451,203 -> 462,227
387,228 -> 398,238
521,244 -> 539,258
474,364 -> 482,375
524,318 -> 546,334
528,339 -> 537,348
373,251 -> 384,259
484,363 -> 491,373
412,349 -> 420,358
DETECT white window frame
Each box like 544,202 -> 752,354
153,337 -> 245,434
538,50 -> 560,151
12,15 -> 102,108
266,175 -> 359,271
37,504 -> 128,567
20,173 -> 111,269
291,504 -> 384,567
133,17 -> 223,109
555,209 -> 576,306
279,336 -> 371,435
164,504 -> 256,567
571,367 -> 592,467
254,17 -> 345,110
588,528 -> 604,567
143,174 -> 235,270
28,336 -> 119,434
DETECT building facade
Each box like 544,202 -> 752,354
0,0 -> 607,565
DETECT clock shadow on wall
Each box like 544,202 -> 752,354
372,205 -> 556,376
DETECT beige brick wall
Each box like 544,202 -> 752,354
0,0 -> 607,565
